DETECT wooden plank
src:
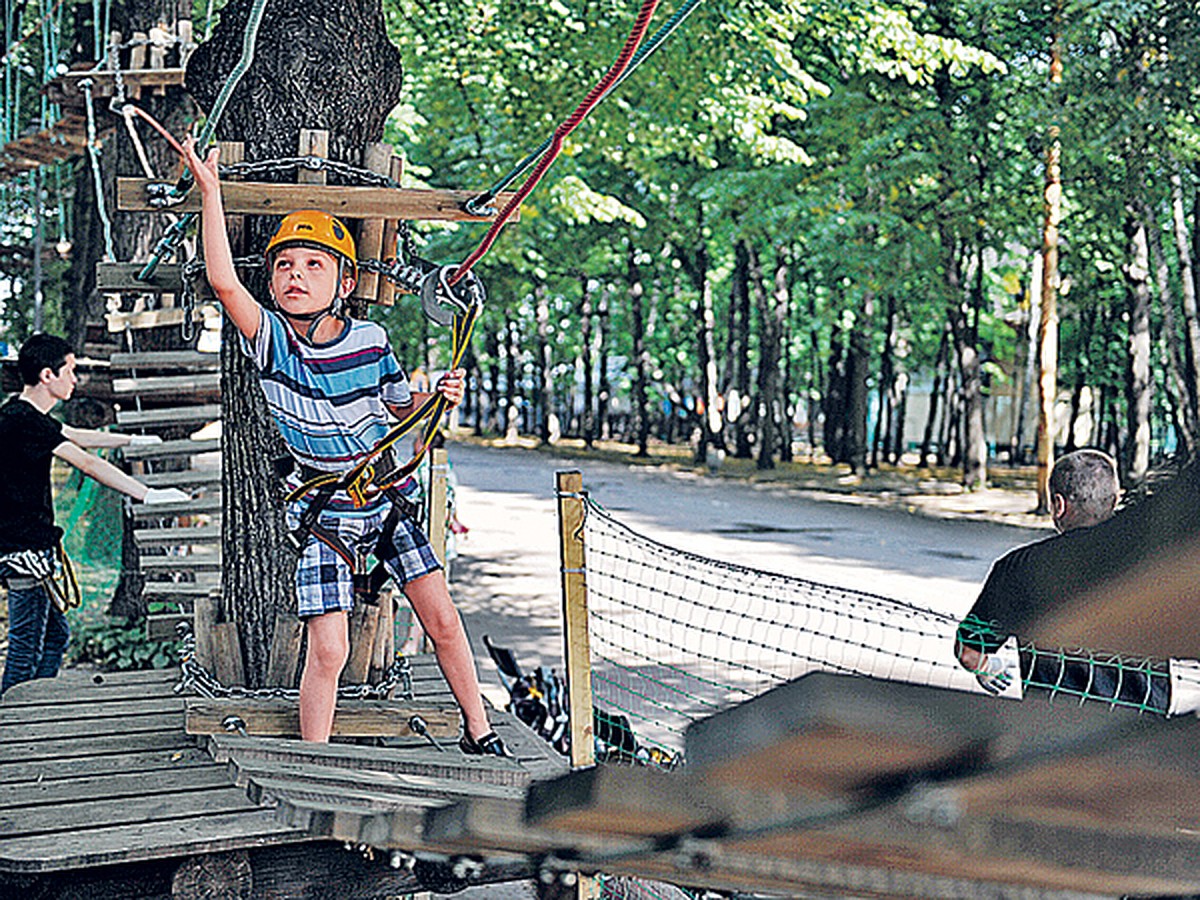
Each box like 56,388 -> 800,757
226,757 -> 522,804
138,554 -> 220,573
207,734 -> 530,787
143,578 -> 219,598
355,142 -> 391,299
110,350 -> 220,370
147,611 -> 194,641
0,695 -> 184,726
117,178 -> 522,223
0,808 -> 307,874
105,305 -> 216,332
139,469 -> 222,488
0,766 -> 231,810
211,623 -> 246,686
0,668 -> 181,705
0,711 -> 182,744
185,698 -> 460,739
274,797 -> 426,849
0,746 -> 210,786
0,785 -> 256,840
112,373 -> 221,397
265,612 -> 303,689
0,731 -> 192,765
122,437 -> 221,462
116,403 -> 220,427
133,524 -> 221,547
95,261 -> 184,293
47,68 -> 187,102
132,493 -> 222,517
243,774 -> 447,815
341,603 -> 379,685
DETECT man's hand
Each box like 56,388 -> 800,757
435,368 -> 466,407
143,487 -> 191,504
127,434 -> 163,448
974,652 -> 1015,696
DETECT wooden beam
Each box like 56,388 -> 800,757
186,698 -> 462,739
117,177 -> 521,223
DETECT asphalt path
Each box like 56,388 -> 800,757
444,442 -> 1049,702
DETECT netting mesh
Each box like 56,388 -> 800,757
583,497 -> 1184,766
584,497 -> 975,763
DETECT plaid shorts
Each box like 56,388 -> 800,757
287,500 -> 441,618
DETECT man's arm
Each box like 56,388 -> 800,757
60,425 -> 161,450
180,137 -> 261,341
53,441 -> 148,500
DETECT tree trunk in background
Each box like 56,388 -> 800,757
676,208 -> 722,465
186,0 -> 404,683
752,246 -> 787,470
823,323 -> 847,463
503,314 -> 520,440
943,235 -> 987,489
845,291 -> 872,475
919,324 -> 949,468
579,274 -> 595,448
1171,166 -> 1200,434
627,246 -> 650,457
1123,210 -> 1153,485
534,284 -> 552,444
597,287 -> 611,440
726,240 -> 754,458
1143,197 -> 1197,458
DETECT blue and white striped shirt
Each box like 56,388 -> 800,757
245,310 -> 416,511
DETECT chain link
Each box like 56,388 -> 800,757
175,623 -> 414,701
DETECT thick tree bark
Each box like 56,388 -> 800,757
185,0 -> 404,683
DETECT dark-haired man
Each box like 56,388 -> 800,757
0,334 -> 188,695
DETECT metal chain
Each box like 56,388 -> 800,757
176,623 -> 415,701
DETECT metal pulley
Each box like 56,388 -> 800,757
419,264 -> 486,326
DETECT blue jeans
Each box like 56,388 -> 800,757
1,553 -> 70,696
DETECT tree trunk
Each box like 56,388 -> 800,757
1171,165 -> 1200,429
846,292 -> 873,475
920,324 -> 950,468
186,0 -> 404,683
627,246 -> 650,457
676,208 -> 722,465
1123,210 -> 1153,485
579,274 -> 595,448
728,240 -> 754,459
753,246 -> 787,470
534,284 -> 552,444
597,287 -> 611,440
943,236 -> 987,489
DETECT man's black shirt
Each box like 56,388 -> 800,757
0,396 -> 65,552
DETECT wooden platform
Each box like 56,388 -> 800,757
511,672 -> 1200,898
0,657 -> 568,897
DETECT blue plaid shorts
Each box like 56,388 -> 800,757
287,500 -> 441,618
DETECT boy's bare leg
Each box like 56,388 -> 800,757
299,611 -> 349,742
403,571 -> 491,740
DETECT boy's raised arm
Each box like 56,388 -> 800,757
181,136 -> 261,341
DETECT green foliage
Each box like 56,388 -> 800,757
68,604 -> 180,671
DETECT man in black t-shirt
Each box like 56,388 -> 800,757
955,449 -> 1200,715
0,335 -> 188,695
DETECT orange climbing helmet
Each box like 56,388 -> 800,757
265,210 -> 357,278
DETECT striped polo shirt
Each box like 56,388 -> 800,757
245,309 -> 416,511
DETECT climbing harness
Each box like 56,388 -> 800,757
0,544 -> 81,613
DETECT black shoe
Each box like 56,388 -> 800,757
459,730 -> 511,757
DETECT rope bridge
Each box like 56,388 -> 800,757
580,497 -> 1180,767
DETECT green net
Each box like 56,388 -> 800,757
55,458 -> 122,611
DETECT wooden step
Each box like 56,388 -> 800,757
140,554 -> 221,573
116,404 -> 220,428
131,494 -> 222,518
113,373 -> 221,398
186,698 -> 460,740
142,581 -> 218,600
122,437 -> 221,462
110,350 -> 220,371
140,469 -> 222,489
133,525 -> 221,548
147,612 -> 194,641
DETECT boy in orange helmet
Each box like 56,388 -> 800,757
181,137 -> 506,754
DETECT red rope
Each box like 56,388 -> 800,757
448,0 -> 661,287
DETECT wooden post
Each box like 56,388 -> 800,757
355,142 -> 391,300
427,447 -> 449,569
377,154 -> 405,306
556,470 -> 595,769
265,611 -> 303,688
297,129 -> 328,184
342,604 -> 380,685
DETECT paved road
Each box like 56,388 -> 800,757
445,442 -> 1048,700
